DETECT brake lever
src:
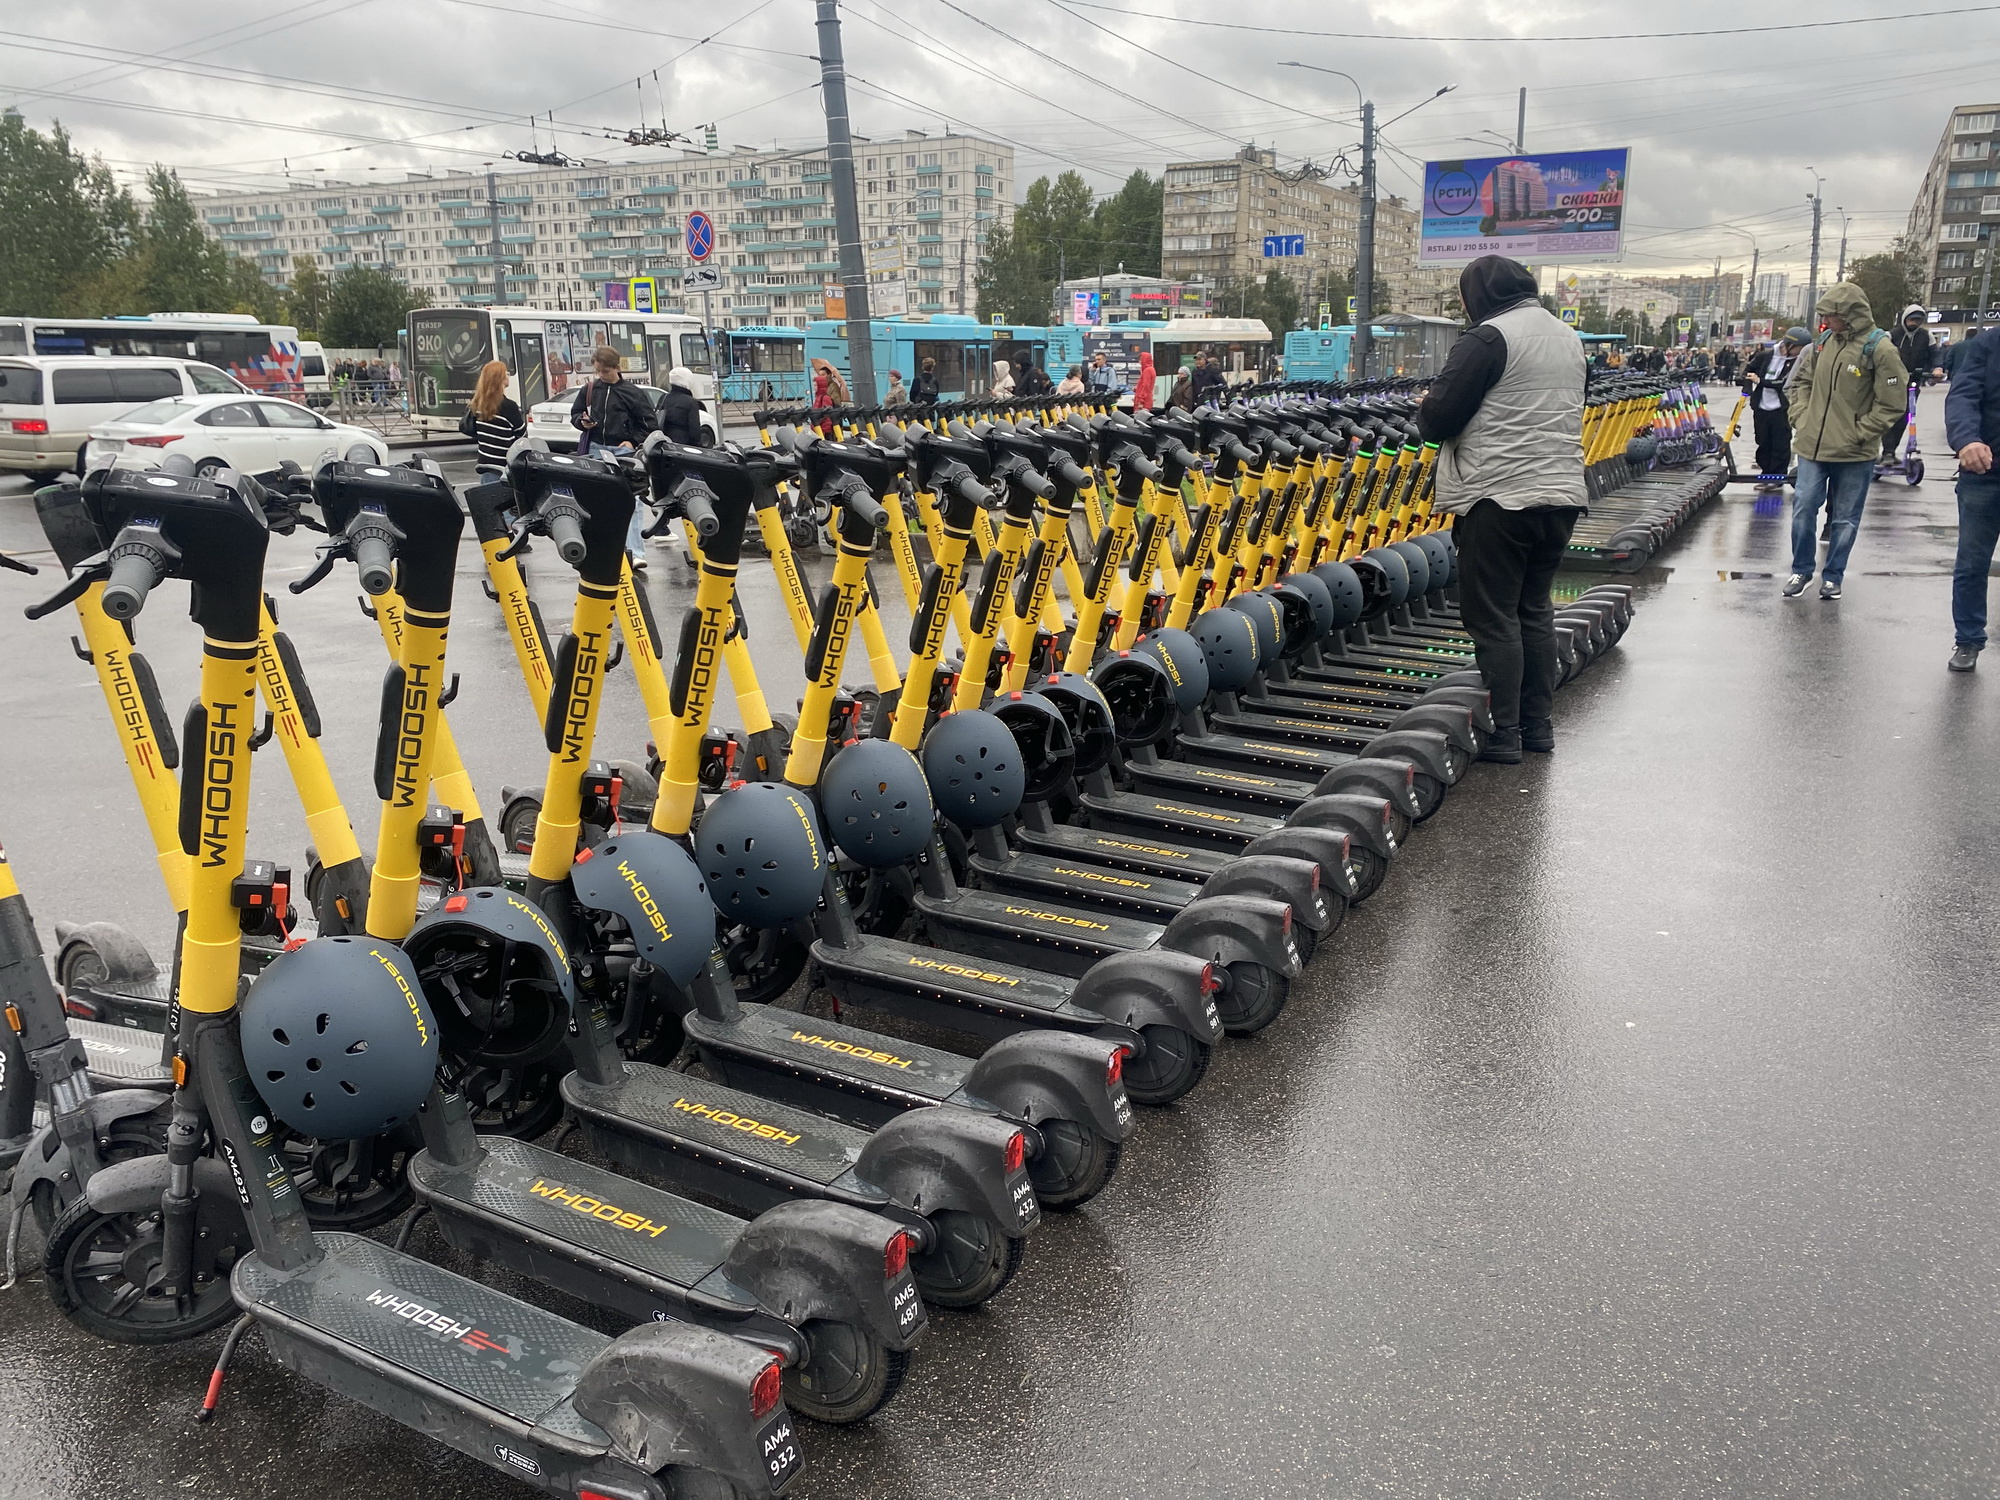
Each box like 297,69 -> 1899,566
493,516 -> 537,563
0,551 -> 37,576
288,543 -> 345,595
23,557 -> 109,619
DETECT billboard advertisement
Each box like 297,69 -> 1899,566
1420,148 -> 1630,265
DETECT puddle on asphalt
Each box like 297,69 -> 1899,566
1717,571 -> 1776,580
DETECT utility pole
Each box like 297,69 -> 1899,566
1835,208 -> 1849,281
1515,87 -> 1526,153
1356,99 -> 1377,380
1805,190 -> 1824,325
1742,244 -> 1759,344
487,170 -> 507,307
815,0 -> 874,400
1980,228 -> 1996,322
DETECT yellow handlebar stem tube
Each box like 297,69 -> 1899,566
365,606 -> 451,942
529,585 -> 623,883
479,533 -> 556,715
787,518 -> 878,788
647,556 -> 739,839
1111,477 -> 1180,650
1163,499 -> 1222,631
889,490 -> 976,750
367,593 -> 485,835
752,497 -> 816,652
1061,486 -> 1138,672
179,639 -> 259,1014
878,485 -> 924,612
73,585 -> 191,915
1002,486 -> 1075,692
255,601 -> 364,880
613,561 -> 683,765
951,486 -> 1037,711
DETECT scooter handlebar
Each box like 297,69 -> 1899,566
548,509 -> 588,566
101,549 -> 163,620
679,482 -> 721,538
352,532 -> 396,596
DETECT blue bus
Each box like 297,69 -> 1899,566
805,317 -> 1081,402
719,326 -> 808,402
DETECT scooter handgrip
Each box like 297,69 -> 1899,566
1019,468 -> 1056,500
101,551 -> 162,620
680,489 -> 721,539
1125,453 -> 1162,482
548,509 -> 588,566
953,474 -> 991,508
843,489 -> 889,531
353,533 -> 396,597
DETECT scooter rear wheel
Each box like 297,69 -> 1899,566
44,1196 -> 247,1344
786,1320 -> 909,1425
1122,1023 -> 1213,1106
912,1210 -> 1026,1309
1027,1120 -> 1121,1212
1215,961 -> 1288,1038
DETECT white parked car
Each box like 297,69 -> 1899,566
524,384 -> 719,452
85,394 -> 390,476
0,355 -> 250,481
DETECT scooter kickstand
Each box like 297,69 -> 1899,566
194,1313 -> 258,1424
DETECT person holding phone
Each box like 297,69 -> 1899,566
569,344 -> 657,568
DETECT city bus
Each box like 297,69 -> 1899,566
406,306 -> 717,436
0,313 -> 305,396
719,327 -> 808,402
804,317 -> 1078,403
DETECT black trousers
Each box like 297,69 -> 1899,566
1752,403 -> 1792,479
1453,500 -> 1581,731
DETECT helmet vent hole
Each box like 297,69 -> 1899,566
306,1057 -> 322,1072
315,1012 -> 331,1034
302,1092 -> 316,1109
266,1070 -> 286,1083
272,1027 -> 291,1046
340,1080 -> 358,1095
346,1040 -> 368,1054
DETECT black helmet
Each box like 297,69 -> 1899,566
1133,627 -> 1210,712
1312,561 -> 1365,629
1346,554 -> 1397,620
571,831 -> 716,988
696,782 -> 827,926
1189,606 -> 1261,692
821,739 -> 935,867
1090,650 -> 1177,746
921,710 -> 1025,830
1362,546 -> 1411,606
991,690 -> 1077,800
1223,591 -> 1282,661
1032,672 -> 1116,774
240,936 -> 439,1141
1264,583 -> 1318,656
1388,540 -> 1432,596
402,885 -> 579,1072
1279,571 -> 1335,639
1411,532 -> 1453,589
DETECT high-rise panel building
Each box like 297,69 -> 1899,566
195,129 -> 1013,329
1906,103 -> 2000,327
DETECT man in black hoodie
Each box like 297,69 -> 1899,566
1418,255 -> 1588,762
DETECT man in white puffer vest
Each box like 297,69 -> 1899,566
1417,255 -> 1588,764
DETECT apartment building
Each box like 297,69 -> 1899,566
195,130 -> 1014,329
1906,102 -> 2000,324
1161,148 -> 1451,318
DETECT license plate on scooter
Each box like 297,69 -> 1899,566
758,1411 -> 802,1490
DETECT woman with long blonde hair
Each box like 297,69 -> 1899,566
458,358 -> 527,479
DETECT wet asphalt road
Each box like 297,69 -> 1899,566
2,400 -> 1997,1500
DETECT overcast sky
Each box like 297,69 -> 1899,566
3,0 -> 1992,286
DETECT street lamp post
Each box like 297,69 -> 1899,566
1805,170 -> 1826,324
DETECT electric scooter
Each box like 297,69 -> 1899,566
29,460 -> 799,1500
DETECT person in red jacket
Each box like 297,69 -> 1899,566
1133,350 -> 1157,412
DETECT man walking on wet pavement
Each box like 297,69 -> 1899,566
1945,320 -> 2000,671
1418,254 -> 1586,764
1781,282 -> 1909,601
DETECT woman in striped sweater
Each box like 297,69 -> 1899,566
459,360 -> 527,478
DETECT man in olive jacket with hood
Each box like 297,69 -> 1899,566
1418,255 -> 1586,763
1783,282 -> 1909,600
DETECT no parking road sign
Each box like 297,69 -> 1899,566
686,210 -> 714,262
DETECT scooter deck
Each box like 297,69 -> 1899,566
1173,730 -> 1362,777
968,848 -> 1204,921
1080,787 -> 1286,850
686,1003 -> 973,1122
912,890 -> 1165,978
410,1136 -> 762,1315
1011,821 -> 1239,882
1234,689 -> 1406,734
565,1067 -> 870,1191
816,935 -> 1088,1017
1124,759 -> 1317,815
236,1231 -> 613,1449
70,1017 -> 171,1088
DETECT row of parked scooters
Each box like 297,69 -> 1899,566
0,384 -> 1635,1499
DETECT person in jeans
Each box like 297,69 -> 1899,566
1946,329 -> 2000,670
1739,327 -> 1809,491
1417,255 -> 1587,763
1782,283 -> 1909,600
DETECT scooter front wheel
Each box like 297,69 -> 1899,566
44,1196 -> 247,1344
911,1209 -> 1026,1309
1121,1023 -> 1213,1106
1909,459 -> 1925,485
786,1319 -> 909,1425
1026,1118 -> 1122,1212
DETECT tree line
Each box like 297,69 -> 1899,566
0,114 -> 413,347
